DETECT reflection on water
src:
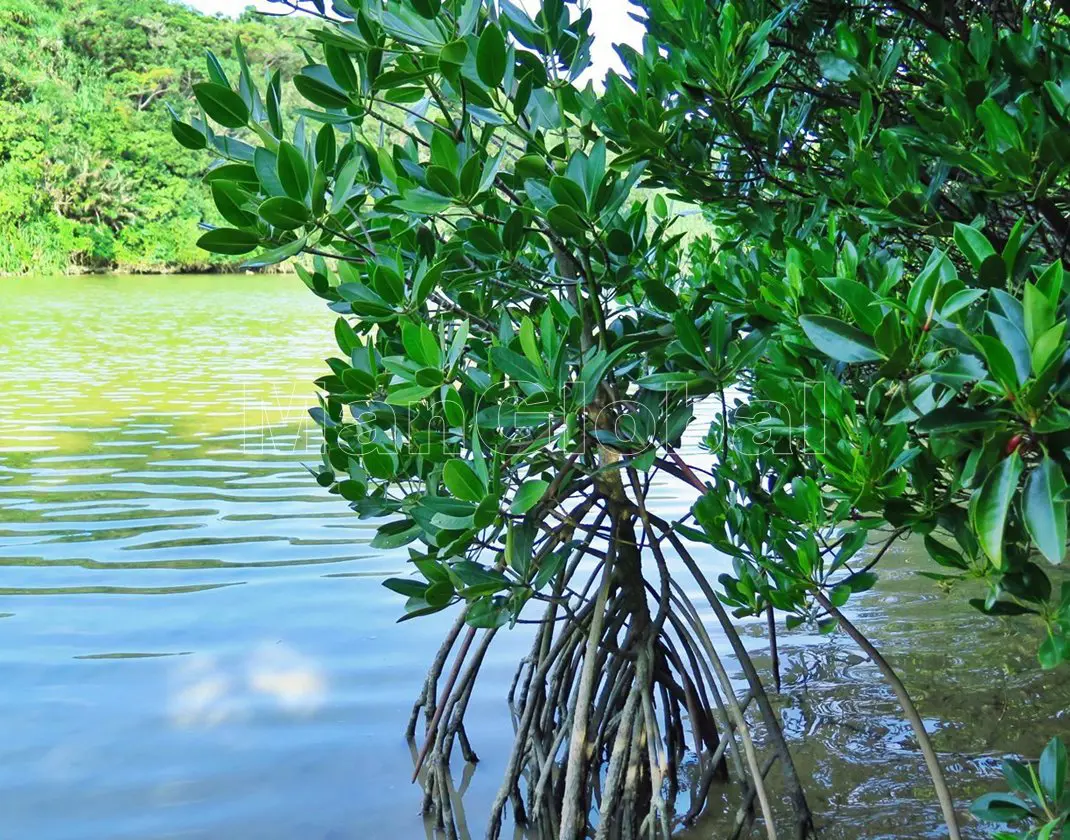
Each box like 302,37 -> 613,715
0,275 -> 1067,839
169,643 -> 327,728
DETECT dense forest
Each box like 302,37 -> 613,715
0,0 -> 305,274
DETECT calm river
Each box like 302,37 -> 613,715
0,275 -> 1067,840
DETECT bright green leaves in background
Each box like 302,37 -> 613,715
0,0 -> 315,275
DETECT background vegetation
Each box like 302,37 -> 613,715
0,0 -> 305,274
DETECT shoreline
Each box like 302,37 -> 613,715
0,267 -> 298,278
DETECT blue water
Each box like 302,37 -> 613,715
0,275 -> 1065,840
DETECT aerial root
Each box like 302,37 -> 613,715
407,508 -> 816,840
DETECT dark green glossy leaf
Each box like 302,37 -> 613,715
799,315 -> 884,363
382,577 -> 428,597
969,453 -> 1023,569
443,459 -> 487,503
171,118 -> 207,150
547,203 -> 588,238
954,223 -> 996,272
277,141 -> 310,200
196,228 -> 260,255
969,793 -> 1033,823
1023,456 -> 1067,565
193,82 -> 249,128
293,69 -> 352,109
259,196 -> 311,229
476,24 -> 506,88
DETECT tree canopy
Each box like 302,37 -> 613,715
177,0 -> 1070,837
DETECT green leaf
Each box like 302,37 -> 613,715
953,223 -> 996,272
970,598 -> 1038,616
1039,632 -> 1067,669
987,312 -> 1031,386
1023,456 -> 1067,565
979,253 -> 1006,288
171,118 -> 206,150
506,517 -> 535,578
293,69 -> 352,109
547,203 -> 588,238
799,315 -> 884,363
324,45 -> 359,92
424,579 -> 455,607
197,228 -> 260,255
577,342 -> 636,405
924,535 -> 969,570
476,24 -> 507,88
331,156 -> 361,214
969,792 -> 1033,823
606,228 -> 632,256
641,279 -> 679,312
211,181 -> 256,228
466,597 -> 508,628
205,49 -> 230,87
241,236 -> 307,269
1024,282 -> 1055,346
443,459 -> 487,503
204,163 -> 259,189
1032,322 -> 1066,375
385,382 -> 436,405
372,519 -> 421,549
396,189 -> 452,214
969,453 -> 1023,570
843,571 -> 878,593
1037,261 -> 1065,303
277,141 -> 310,200
821,275 -> 883,333
941,288 -> 986,318
1040,737 -> 1067,802
415,367 -> 443,387
382,577 -> 428,598
489,346 -> 541,384
916,406 -> 1001,434
817,53 -> 855,82
452,561 -> 509,594
193,82 -> 249,128
443,388 -> 465,426
906,250 -> 949,325
439,39 -> 468,74
259,196 -> 311,230
975,335 -> 1021,393
550,176 -> 587,212
511,479 -> 549,514
341,367 -> 375,394
518,318 -> 542,371
363,445 -> 396,479
430,131 -> 460,173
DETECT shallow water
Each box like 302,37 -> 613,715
0,275 -> 1067,840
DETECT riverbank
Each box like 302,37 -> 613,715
0,0 -> 306,277
0,263 -> 294,278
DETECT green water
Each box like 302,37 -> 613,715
0,275 -> 1067,839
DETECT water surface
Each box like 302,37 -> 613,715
1,275 -> 1066,840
